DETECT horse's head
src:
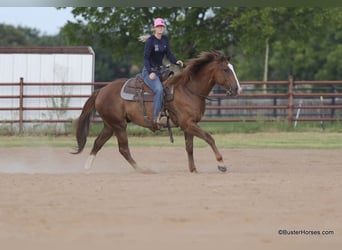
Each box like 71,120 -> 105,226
213,54 -> 242,96
170,51 -> 242,97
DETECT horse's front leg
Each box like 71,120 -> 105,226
184,132 -> 197,173
183,123 -> 227,173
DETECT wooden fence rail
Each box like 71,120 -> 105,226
0,76 -> 341,133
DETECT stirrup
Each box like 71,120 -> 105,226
156,116 -> 168,127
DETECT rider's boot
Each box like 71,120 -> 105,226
156,112 -> 168,128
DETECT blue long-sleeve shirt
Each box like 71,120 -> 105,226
143,35 -> 178,74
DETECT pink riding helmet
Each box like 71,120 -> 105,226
154,18 -> 165,27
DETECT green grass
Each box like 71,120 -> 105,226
0,132 -> 341,149
0,120 -> 341,149
1,120 -> 341,137
111,120 -> 342,136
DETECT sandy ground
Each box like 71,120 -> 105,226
0,146 -> 341,249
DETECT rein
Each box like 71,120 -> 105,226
182,68 -> 213,100
185,84 -> 217,101
178,62 -> 211,101
183,70 -> 229,101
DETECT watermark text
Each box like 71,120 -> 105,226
278,229 -> 334,236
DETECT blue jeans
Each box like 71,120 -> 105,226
142,67 -> 163,121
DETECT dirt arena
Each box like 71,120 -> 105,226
0,146 -> 341,249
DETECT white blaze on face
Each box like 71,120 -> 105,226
228,63 -> 242,94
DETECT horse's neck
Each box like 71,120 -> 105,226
186,74 -> 214,97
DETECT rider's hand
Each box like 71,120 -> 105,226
149,72 -> 156,80
176,60 -> 184,68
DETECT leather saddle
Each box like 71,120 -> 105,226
120,70 -> 174,102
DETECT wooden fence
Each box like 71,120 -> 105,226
0,76 -> 341,133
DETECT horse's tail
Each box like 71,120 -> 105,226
72,90 -> 99,154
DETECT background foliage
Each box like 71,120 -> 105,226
1,7 -> 341,81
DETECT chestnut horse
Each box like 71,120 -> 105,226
74,50 -> 241,173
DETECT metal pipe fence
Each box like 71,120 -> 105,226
1,76 -> 341,133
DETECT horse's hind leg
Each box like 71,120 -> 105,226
114,126 -> 154,173
85,124 -> 114,169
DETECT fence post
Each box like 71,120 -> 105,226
288,75 -> 294,123
19,77 -> 24,134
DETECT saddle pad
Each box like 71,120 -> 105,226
120,77 -> 154,102
120,74 -> 174,102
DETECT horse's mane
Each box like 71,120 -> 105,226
169,50 -> 229,87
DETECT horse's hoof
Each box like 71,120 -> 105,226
218,166 -> 227,172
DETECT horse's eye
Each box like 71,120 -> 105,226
223,68 -> 229,73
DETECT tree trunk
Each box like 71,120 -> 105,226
263,38 -> 269,92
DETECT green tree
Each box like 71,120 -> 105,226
0,23 -> 66,46
60,7 -> 240,80
62,7 -> 218,64
0,24 -> 40,45
227,7 -> 342,80
60,7 -> 342,81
